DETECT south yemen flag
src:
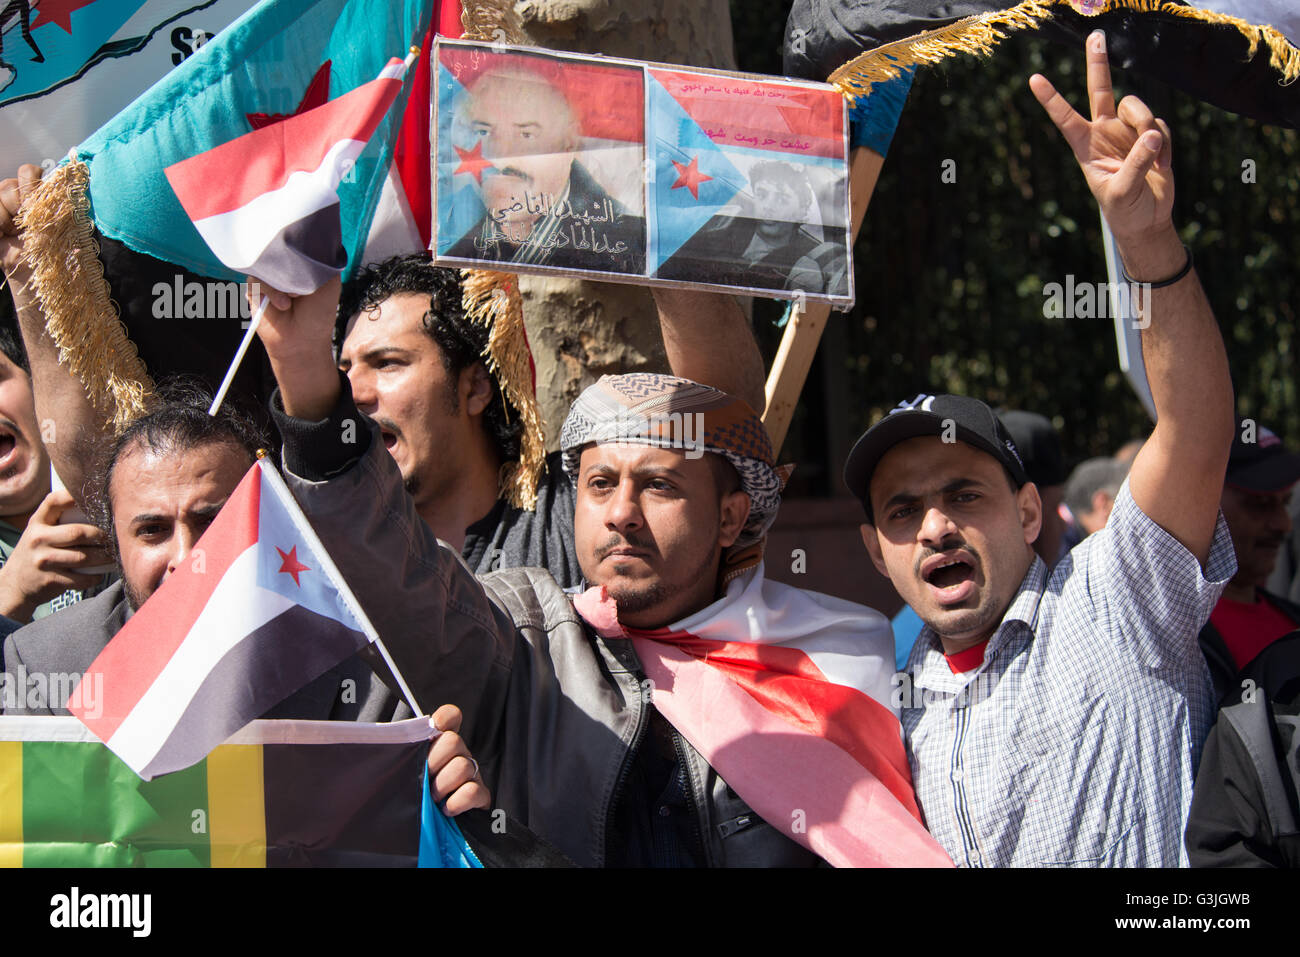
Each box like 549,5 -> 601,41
68,0 -> 432,282
68,457 -> 386,780
0,716 -> 479,867
165,54 -> 413,294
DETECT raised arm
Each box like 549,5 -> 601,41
0,165 -> 110,504
1031,31 -> 1233,566
652,287 -> 766,413
249,276 -> 516,726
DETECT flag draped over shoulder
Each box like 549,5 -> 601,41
69,457 -> 386,781
574,564 -> 953,868
0,716 -> 480,867
784,0 -> 1300,128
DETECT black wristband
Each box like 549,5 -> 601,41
1122,243 -> 1193,288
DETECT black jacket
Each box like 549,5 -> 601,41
1186,632 -> 1300,867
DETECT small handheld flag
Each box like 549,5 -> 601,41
69,456 -> 423,781
165,52 -> 416,296
164,50 -> 418,415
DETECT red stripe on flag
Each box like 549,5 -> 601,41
635,638 -> 950,867
436,0 -> 462,38
395,26 -> 439,249
651,67 -> 845,161
627,628 -> 922,821
166,66 -> 405,221
72,464 -> 262,741
438,45 -> 644,143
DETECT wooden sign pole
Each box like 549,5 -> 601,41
761,145 -> 885,451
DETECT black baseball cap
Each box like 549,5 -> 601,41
1226,417 -> 1300,493
844,393 -> 1029,519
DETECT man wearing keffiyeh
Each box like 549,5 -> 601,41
253,271 -> 951,864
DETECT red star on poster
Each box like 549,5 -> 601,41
275,545 -> 310,587
670,156 -> 713,200
453,142 -> 493,183
32,0 -> 97,34
247,61 -> 333,131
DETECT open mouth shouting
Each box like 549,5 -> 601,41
0,419 -> 22,473
919,548 -> 980,606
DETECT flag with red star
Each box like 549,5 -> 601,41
65,0 -> 433,285
432,39 -> 647,277
646,65 -> 852,304
70,457 -> 389,781
165,54 -> 414,295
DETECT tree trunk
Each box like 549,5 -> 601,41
511,0 -> 738,447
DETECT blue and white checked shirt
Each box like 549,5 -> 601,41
900,479 -> 1235,867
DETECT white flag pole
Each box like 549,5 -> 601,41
255,455 -> 426,718
209,294 -> 269,417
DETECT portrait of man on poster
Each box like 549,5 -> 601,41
439,51 -> 647,276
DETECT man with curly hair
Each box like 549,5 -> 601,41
336,254 -> 765,587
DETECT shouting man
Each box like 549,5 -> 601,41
845,33 -> 1236,867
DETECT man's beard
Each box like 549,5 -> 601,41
121,563 -> 150,613
597,532 -> 722,624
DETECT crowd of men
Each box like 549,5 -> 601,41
0,30 -> 1297,867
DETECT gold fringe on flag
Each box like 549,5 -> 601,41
14,160 -> 153,434
460,0 -> 526,43
461,268 -> 545,511
454,4 -> 550,511
828,0 -> 1300,102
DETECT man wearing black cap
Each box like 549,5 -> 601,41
1198,419 -> 1300,704
841,33 -> 1237,867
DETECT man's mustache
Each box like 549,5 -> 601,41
595,532 -> 654,561
914,541 -> 982,577
368,414 -> 403,441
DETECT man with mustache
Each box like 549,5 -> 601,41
0,385 -> 383,717
336,254 -> 763,589
252,252 -> 943,864
443,64 -> 646,276
844,33 -> 1237,867
1197,418 -> 1300,704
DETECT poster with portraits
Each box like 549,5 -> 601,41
432,38 -> 853,306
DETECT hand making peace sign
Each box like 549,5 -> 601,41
1030,30 -> 1176,249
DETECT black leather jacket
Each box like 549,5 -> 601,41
280,401 -> 819,867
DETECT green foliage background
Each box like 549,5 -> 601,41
733,1 -> 1300,494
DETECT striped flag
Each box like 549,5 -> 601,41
575,566 -> 953,868
165,55 -> 412,295
0,716 -> 479,867
68,457 -> 396,781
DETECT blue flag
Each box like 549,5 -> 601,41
74,0 -> 433,281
